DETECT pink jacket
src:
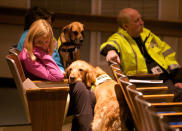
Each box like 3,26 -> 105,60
19,47 -> 64,81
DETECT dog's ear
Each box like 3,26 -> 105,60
65,66 -> 70,78
62,25 -> 69,33
82,24 -> 85,30
62,24 -> 72,42
85,69 -> 96,87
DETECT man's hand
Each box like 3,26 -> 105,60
175,83 -> 182,89
106,50 -> 120,64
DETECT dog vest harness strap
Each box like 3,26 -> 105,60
60,46 -> 76,52
91,74 -> 112,91
95,74 -> 112,86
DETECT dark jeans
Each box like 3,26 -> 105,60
67,81 -> 96,131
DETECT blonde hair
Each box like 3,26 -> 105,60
24,19 -> 55,61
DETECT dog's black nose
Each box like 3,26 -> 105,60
69,76 -> 75,82
80,40 -> 83,43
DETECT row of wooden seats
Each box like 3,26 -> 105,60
5,48 -> 70,131
109,60 -> 182,131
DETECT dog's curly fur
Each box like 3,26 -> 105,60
66,60 -> 127,131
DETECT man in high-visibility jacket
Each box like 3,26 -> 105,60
100,8 -> 182,89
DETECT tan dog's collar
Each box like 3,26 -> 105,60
91,74 -> 111,91
95,74 -> 112,86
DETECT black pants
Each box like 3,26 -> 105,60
67,81 -> 96,131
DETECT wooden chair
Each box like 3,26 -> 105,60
110,66 -> 172,130
6,54 -> 29,121
109,60 -> 129,80
6,53 -> 70,131
109,60 -> 178,131
110,60 -> 169,91
8,47 -> 20,56
119,79 -> 142,131
127,73 -> 160,80
8,47 -> 71,124
148,105 -> 182,131
146,108 -> 179,131
121,79 -> 180,130
135,95 -> 182,131
161,114 -> 182,129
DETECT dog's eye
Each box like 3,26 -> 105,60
79,68 -> 83,72
81,31 -> 84,37
74,31 -> 78,36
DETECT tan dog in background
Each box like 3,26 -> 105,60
66,60 -> 127,131
58,22 -> 84,68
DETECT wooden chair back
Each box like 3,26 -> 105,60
136,86 -> 169,95
135,95 -> 182,131
109,60 -> 129,81
161,114 -> 182,129
135,95 -> 155,131
148,103 -> 182,131
6,53 -> 31,122
109,59 -> 182,131
9,47 -> 20,56
6,52 -> 70,131
146,108 -> 177,131
118,78 -> 142,131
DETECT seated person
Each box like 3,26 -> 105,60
17,6 -> 64,72
19,19 -> 64,81
100,8 -> 182,101
19,19 -> 95,131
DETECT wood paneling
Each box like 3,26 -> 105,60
1,7 -> 182,37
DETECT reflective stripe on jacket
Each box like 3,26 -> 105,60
100,27 -> 180,75
57,37 -> 62,50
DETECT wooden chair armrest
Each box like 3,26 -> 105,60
136,86 -> 169,95
26,86 -> 69,92
151,102 -> 182,106
159,113 -> 182,129
143,94 -> 174,103
32,79 -> 69,88
158,112 -> 182,116
127,73 -> 160,80
170,125 -> 182,128
143,94 -> 174,99
136,86 -> 168,91
33,78 -> 68,84
149,103 -> 182,113
161,114 -> 182,125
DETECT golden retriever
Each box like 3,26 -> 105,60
58,22 -> 84,68
66,60 -> 127,131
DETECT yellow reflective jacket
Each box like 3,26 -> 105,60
100,27 -> 180,75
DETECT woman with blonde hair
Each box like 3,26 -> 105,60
20,19 -> 95,131
19,19 -> 64,81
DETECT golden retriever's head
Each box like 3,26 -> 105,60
61,22 -> 84,45
66,60 -> 96,88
